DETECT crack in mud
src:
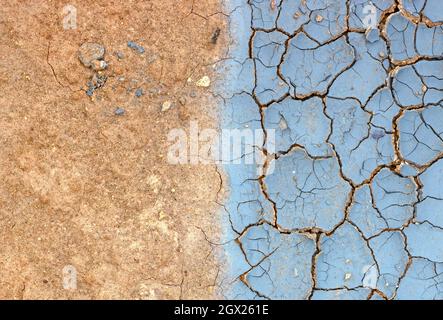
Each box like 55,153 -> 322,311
218,0 -> 443,300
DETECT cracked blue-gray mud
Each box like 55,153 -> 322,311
215,0 -> 443,300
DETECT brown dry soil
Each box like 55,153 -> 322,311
0,0 -> 227,299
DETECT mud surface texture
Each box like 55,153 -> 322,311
0,0 -> 226,299
216,0 -> 443,300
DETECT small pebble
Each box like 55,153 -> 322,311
159,211 -> 167,220
114,107 -> 125,116
196,76 -> 211,87
135,88 -> 144,97
127,41 -> 145,54
91,60 -> 108,71
179,97 -> 187,106
270,0 -> 276,10
86,88 -> 94,96
90,73 -> 107,89
78,43 -> 105,68
115,51 -> 124,60
161,101 -> 172,112
316,15 -> 323,23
